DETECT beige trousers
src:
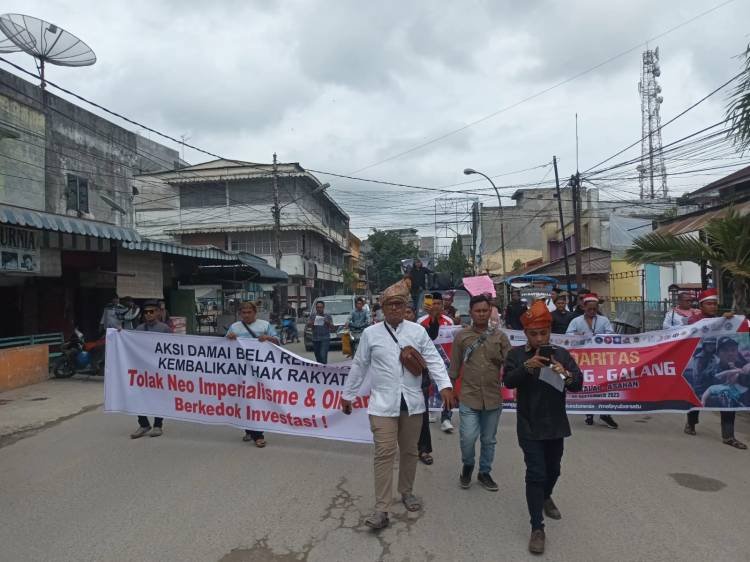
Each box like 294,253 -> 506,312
369,411 -> 423,512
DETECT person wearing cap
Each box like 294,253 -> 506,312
450,294 -> 512,492
663,291 -> 699,329
504,300 -> 584,555
418,292 -> 456,433
504,289 -> 528,330
684,288 -> 741,446
565,293 -> 613,337
566,294 -> 618,429
341,279 -> 455,530
226,300 -> 280,447
130,300 -> 172,439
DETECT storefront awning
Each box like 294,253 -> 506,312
121,239 -> 288,283
238,253 -> 288,282
0,204 -> 140,242
122,240 -> 237,261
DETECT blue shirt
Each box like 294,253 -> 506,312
349,309 -> 370,331
228,319 -> 277,339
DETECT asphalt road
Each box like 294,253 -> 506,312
1,341 -> 749,562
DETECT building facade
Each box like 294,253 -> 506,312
0,68 -> 182,338
134,159 -> 349,312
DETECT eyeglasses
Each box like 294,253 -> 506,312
385,302 -> 405,309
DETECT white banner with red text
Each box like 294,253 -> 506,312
104,329 -> 373,443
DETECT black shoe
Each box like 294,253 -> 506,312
459,464 -> 474,489
601,415 -> 619,429
477,472 -> 499,492
585,415 -> 594,426
543,497 -> 561,520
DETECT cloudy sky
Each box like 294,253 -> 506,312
4,0 -> 750,242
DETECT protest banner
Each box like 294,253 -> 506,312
105,316 -> 750,443
104,329 -> 372,443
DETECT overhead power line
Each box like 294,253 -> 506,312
349,0 -> 737,174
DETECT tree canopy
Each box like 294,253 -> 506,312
364,230 -> 419,293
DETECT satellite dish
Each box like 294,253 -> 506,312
99,193 -> 127,215
0,33 -> 22,53
0,13 -> 96,88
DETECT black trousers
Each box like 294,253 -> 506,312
418,389 -> 432,455
137,416 -> 163,428
687,410 -> 736,439
245,430 -> 264,440
519,438 -> 565,530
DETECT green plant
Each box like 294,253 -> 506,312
626,208 -> 750,311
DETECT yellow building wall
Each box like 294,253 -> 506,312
609,259 -> 642,299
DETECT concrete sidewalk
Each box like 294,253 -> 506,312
0,377 -> 104,448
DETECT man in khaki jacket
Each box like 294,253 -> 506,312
450,294 -> 512,492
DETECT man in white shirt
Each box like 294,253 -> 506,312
342,279 -> 455,530
226,301 -> 279,448
565,294 -> 613,336
545,287 -> 560,313
662,291 -> 699,329
565,293 -> 618,429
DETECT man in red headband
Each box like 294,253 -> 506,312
566,293 -> 618,429
504,300 -> 584,555
683,288 -> 743,447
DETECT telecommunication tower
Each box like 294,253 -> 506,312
637,47 -> 668,199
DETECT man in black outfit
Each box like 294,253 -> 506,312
408,258 -> 430,310
550,294 -> 574,334
504,300 -> 583,555
504,289 -> 527,330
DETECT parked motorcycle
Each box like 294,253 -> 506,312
52,328 -> 106,378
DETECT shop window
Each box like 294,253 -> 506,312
66,174 -> 89,213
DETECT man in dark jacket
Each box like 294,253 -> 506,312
504,289 -> 527,330
504,300 -> 583,555
550,294 -> 574,334
408,258 -> 430,310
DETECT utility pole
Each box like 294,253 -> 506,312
272,153 -> 281,270
272,153 -> 282,316
553,156 -> 571,290
570,173 -> 584,293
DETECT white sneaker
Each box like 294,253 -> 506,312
441,419 -> 454,433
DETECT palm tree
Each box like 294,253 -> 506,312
625,209 -> 750,312
727,43 -> 750,152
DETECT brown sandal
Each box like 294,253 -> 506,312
723,438 -> 747,450
254,438 -> 267,448
419,452 -> 434,465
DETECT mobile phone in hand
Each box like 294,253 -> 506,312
539,345 -> 554,359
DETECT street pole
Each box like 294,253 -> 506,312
553,156 -> 572,292
464,168 -> 507,301
272,153 -> 281,270
272,153 -> 281,316
570,173 -> 584,293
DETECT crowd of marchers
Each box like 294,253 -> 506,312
106,267 -> 746,555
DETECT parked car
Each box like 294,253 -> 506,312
304,295 -> 358,351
